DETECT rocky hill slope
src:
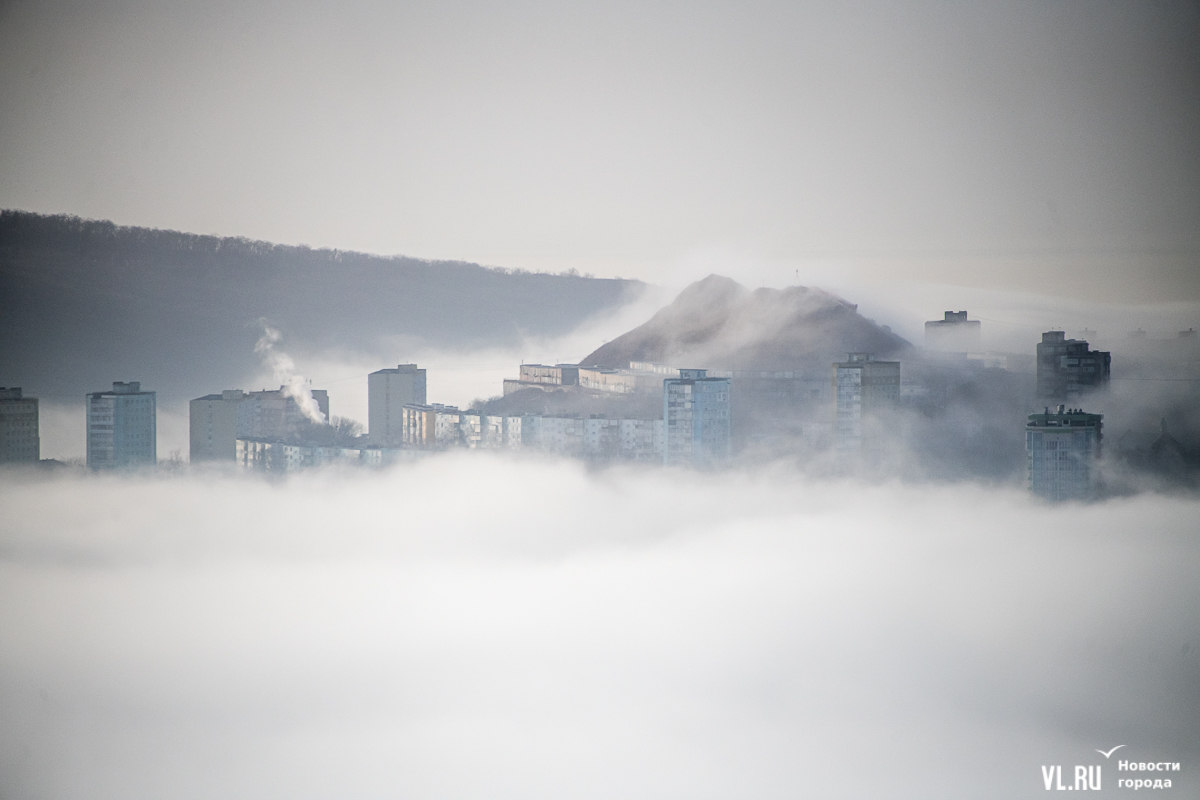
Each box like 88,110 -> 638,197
580,275 -> 910,371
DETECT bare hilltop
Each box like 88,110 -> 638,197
580,274 -> 911,371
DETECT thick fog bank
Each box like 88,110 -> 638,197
1,458 -> 1197,799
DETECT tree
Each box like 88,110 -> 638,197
331,416 -> 364,446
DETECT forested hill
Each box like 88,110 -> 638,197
0,211 -> 643,404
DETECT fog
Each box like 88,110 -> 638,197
825,283 -> 1200,356
1,459 -> 1196,798
30,280 -> 1199,464
3,2 -> 1198,794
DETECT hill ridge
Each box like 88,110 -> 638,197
580,274 -> 909,371
0,210 -> 643,403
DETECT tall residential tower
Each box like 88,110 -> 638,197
0,387 -> 39,463
1036,331 -> 1110,398
190,389 -> 247,461
369,364 -> 427,446
832,353 -> 900,452
924,311 -> 982,352
663,369 -> 731,467
87,381 -> 156,469
1026,405 -> 1102,501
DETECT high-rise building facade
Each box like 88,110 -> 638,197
1026,405 -> 1102,501
832,353 -> 900,451
190,386 -> 330,459
241,387 -> 330,441
0,387 -> 39,463
87,381 -> 156,469
369,364 -> 427,446
190,389 -> 247,461
664,369 -> 731,467
925,310 -> 982,352
1036,331 -> 1111,398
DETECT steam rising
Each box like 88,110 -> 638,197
1,459 -> 1196,798
254,321 -> 327,424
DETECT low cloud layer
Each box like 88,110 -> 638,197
1,459 -> 1197,798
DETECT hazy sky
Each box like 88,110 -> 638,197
2,460 -> 1198,798
2,0 -> 1199,300
5,6 -> 1199,792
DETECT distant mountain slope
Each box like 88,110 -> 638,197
0,211 -> 643,403
580,274 -> 910,371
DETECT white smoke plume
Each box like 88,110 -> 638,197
254,322 -> 327,424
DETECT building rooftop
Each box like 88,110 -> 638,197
928,311 -> 975,324
193,390 -> 246,402
91,381 -> 153,396
371,364 -> 423,374
1027,405 -> 1103,427
835,353 -> 900,366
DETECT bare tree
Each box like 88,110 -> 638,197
331,416 -> 364,446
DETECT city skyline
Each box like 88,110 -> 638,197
2,3 -> 1198,796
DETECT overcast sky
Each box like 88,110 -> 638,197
4,7 -> 1199,791
2,0 -> 1198,300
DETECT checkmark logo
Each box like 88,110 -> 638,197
1096,745 -> 1126,759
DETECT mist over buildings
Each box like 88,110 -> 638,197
3,270 -> 1197,793
2,0 -> 1200,795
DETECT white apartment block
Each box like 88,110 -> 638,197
87,381 -> 156,470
